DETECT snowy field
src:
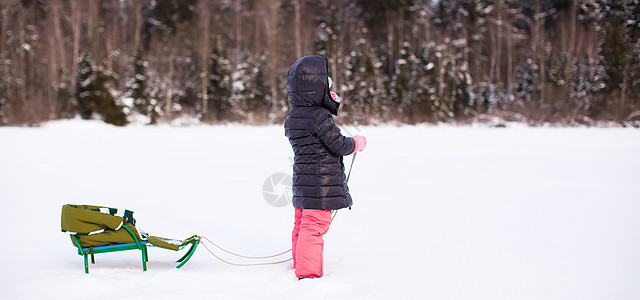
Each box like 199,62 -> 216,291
1,120 -> 639,300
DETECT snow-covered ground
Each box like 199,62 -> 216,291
1,120 -> 639,300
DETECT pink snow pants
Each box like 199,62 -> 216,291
292,208 -> 332,279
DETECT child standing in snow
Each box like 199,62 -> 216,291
284,55 -> 367,279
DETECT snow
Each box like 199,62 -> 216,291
1,120 -> 639,300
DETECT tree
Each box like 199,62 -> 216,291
151,0 -> 199,34
145,0 -> 199,120
629,1 -> 640,118
75,52 -> 129,126
596,0 -> 635,120
230,53 -> 270,123
126,49 -> 160,124
128,50 -> 149,114
389,42 -> 415,121
315,4 -> 340,83
388,41 -> 471,123
342,39 -> 387,123
0,69 -> 7,125
0,0 -> 638,126
206,36 -> 232,123
76,52 -> 97,120
515,58 -> 536,103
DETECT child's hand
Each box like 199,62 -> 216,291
330,91 -> 341,103
352,135 -> 367,153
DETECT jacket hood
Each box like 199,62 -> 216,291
287,55 -> 340,115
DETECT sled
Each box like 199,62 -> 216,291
62,204 -> 200,274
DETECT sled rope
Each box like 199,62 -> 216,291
200,236 -> 291,259
199,152 -> 357,266
199,236 -> 292,266
345,152 -> 357,185
332,152 -> 357,222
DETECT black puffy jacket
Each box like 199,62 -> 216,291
284,56 -> 355,210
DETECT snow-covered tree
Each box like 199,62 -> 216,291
411,41 -> 472,121
571,54 -> 605,115
582,0 -> 637,119
2,0 -> 639,126
315,4 -> 339,58
515,58 -> 535,103
230,53 -> 270,123
389,42 -> 418,121
126,49 -> 161,124
0,59 -> 9,125
207,36 -> 232,122
75,52 -> 97,120
630,1 -> 640,102
128,50 -> 149,115
342,39 -> 387,123
75,52 -> 129,126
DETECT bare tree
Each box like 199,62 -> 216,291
201,0 -> 210,119
257,0 -> 281,116
0,4 -> 6,64
566,0 -> 577,90
17,3 -> 26,108
535,0 -> 545,106
293,0 -> 302,59
133,1 -> 142,52
489,0 -> 503,85
71,0 -> 82,100
49,0 -> 65,118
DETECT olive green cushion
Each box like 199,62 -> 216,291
62,204 -> 141,247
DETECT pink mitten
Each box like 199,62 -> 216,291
330,91 -> 341,103
351,135 -> 367,154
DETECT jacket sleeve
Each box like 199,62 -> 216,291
314,113 -> 355,156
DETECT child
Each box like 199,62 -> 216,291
284,55 -> 367,279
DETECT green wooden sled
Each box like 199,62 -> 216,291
62,204 -> 199,274
70,225 -> 149,273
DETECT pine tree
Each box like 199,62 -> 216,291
129,50 -> 149,115
93,68 -> 129,126
597,0 -> 634,119
0,95 -> 7,125
342,39 -> 387,123
230,53 -> 270,123
314,5 -> 339,57
389,42 -> 415,121
207,36 -> 232,123
600,17 -> 629,93
75,52 -> 129,126
314,4 -> 339,84
515,58 -> 536,103
0,59 -> 8,125
76,52 -> 96,120
247,54 -> 270,121
413,41 -> 472,121
315,20 -> 335,57
627,0 -> 640,116
571,55 -> 605,113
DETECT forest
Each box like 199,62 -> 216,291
0,0 -> 639,126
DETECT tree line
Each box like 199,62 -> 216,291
0,0 -> 638,126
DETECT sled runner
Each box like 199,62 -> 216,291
61,204 -> 199,274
